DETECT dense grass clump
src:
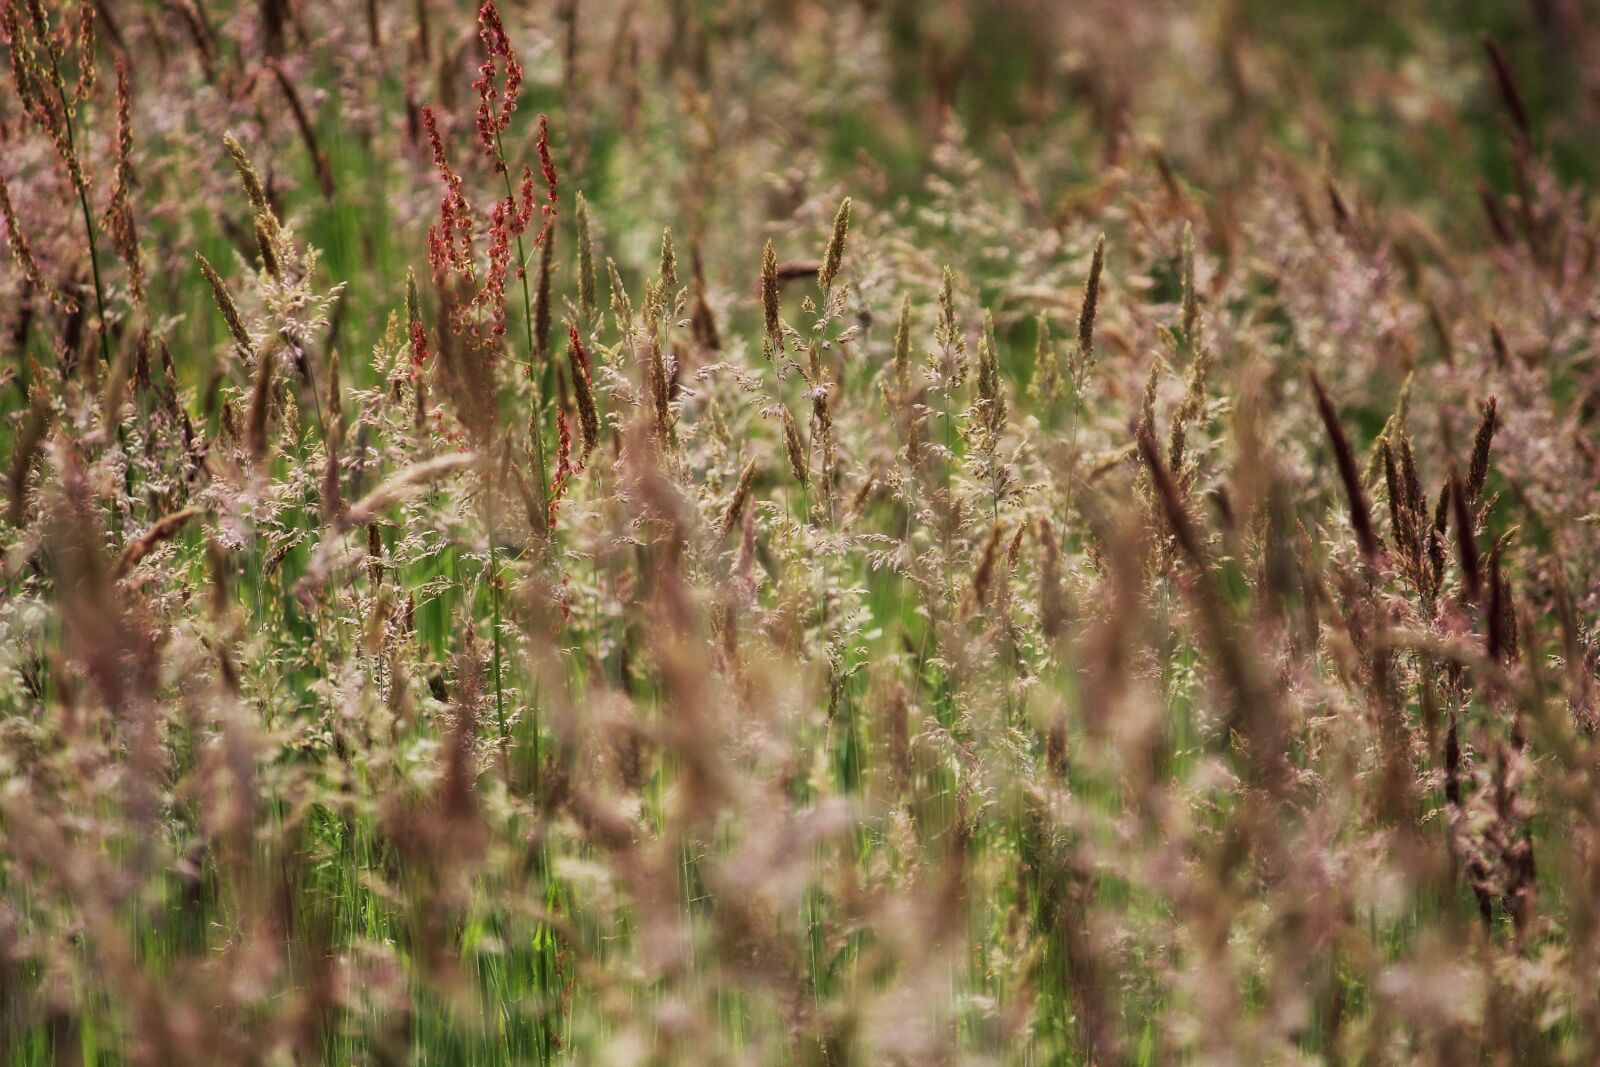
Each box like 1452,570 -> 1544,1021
6,0 -> 1600,1062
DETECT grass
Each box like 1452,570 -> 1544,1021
4,0 -> 1600,1063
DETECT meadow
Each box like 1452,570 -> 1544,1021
4,0 -> 1600,1062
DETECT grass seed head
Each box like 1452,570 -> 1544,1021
819,195 -> 851,293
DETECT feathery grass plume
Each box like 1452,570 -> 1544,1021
1029,313 -> 1059,403
647,337 -> 672,440
1363,371 -> 1414,485
780,404 -> 808,487
1135,359 -> 1159,444
1309,370 -> 1380,561
607,256 -> 633,333
341,452 -> 478,529
567,321 -> 598,458
1482,36 -> 1531,139
1466,396 -> 1498,508
935,265 -> 966,384
1074,233 -> 1106,380
1381,442 -> 1416,566
1487,539 -> 1519,665
975,309 -> 1006,440
222,132 -> 277,234
658,227 -> 678,306
575,191 -> 597,323
113,508 -> 201,579
6,388 -> 50,528
936,265 -> 958,348
1399,434 -> 1423,514
1180,222 -> 1199,346
1038,516 -> 1067,639
818,196 -> 851,293
196,253 -> 254,358
7,1 -> 109,364
891,293 -> 922,462
1167,340 -> 1213,488
508,462 -> 544,537
105,55 -> 144,303
254,217 -> 281,280
1450,468 -> 1482,602
643,277 -> 664,338
1428,480 -> 1450,590
970,522 -> 1003,608
760,238 -> 781,351
807,343 -> 832,434
892,292 -> 912,393
1142,427 -> 1289,795
718,458 -> 758,538
1136,424 -> 1204,566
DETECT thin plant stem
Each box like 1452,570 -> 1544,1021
52,86 -> 112,372
494,129 -> 551,528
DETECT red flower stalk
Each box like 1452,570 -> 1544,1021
566,321 -> 590,375
0,173 -> 70,308
409,320 -> 431,368
472,0 -> 522,170
549,407 -> 576,527
6,0 -> 93,195
514,164 -> 536,262
535,113 -> 558,224
69,0 -> 94,100
423,107 -> 476,285
479,165 -> 538,336
424,98 -> 545,343
483,203 -> 513,337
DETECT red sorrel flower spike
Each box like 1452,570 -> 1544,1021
566,321 -> 590,375
482,195 -> 515,337
516,165 -> 536,232
535,114 -> 558,223
70,0 -> 95,100
472,0 -> 522,168
409,320 -> 430,368
549,407 -> 575,527
422,106 -> 475,282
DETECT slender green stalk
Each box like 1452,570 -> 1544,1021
46,53 -> 112,372
495,130 -> 551,526
490,128 -> 558,1066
